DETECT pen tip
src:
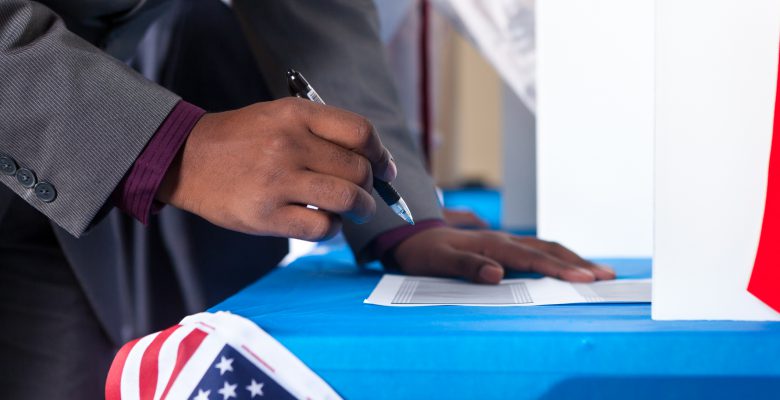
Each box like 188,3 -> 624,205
390,198 -> 415,225
403,211 -> 415,225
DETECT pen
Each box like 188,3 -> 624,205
286,69 -> 415,225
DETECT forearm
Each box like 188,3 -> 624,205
0,0 -> 181,236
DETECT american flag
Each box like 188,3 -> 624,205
106,312 -> 342,400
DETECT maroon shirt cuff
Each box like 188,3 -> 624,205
114,101 -> 206,224
367,219 -> 447,261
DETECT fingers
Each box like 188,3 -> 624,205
408,246 -> 505,284
512,237 -> 616,280
390,227 -> 612,285
473,236 -> 598,282
271,205 -> 342,242
304,136 -> 373,192
288,171 -> 376,224
295,99 -> 397,182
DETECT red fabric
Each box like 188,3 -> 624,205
138,325 -> 181,400
105,337 -> 141,400
419,0 -> 432,170
748,43 -> 780,313
158,328 -> 209,399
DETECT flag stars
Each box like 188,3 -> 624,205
215,356 -> 234,375
193,389 -> 211,400
246,379 -> 265,397
218,381 -> 238,400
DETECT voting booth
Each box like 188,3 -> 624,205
653,0 -> 780,321
536,0 -> 654,258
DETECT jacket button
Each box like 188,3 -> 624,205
15,168 -> 37,188
0,154 -> 17,176
34,182 -> 57,203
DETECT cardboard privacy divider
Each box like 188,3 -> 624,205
653,0 -> 780,320
536,0 -> 654,258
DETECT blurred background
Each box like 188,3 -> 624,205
373,0 -> 654,258
376,0 -> 536,231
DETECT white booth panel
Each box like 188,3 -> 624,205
653,0 -> 780,321
536,0 -> 654,257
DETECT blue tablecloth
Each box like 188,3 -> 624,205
212,247 -> 780,399
212,189 -> 780,399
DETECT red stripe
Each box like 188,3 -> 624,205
748,41 -> 780,313
241,344 -> 276,373
138,325 -> 181,400
105,337 -> 141,400
159,328 -> 209,400
419,0 -> 432,170
198,321 -> 216,331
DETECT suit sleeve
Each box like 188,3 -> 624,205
231,0 -> 444,261
0,0 -> 181,237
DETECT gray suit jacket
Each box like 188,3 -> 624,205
0,0 -> 442,344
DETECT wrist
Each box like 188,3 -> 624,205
114,100 -> 205,224
156,112 -> 218,213
368,219 -> 447,266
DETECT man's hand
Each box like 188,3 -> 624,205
391,227 -> 616,284
442,209 -> 490,229
157,98 -> 396,241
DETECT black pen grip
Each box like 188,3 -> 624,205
373,178 -> 400,205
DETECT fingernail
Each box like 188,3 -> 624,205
574,267 -> 596,279
384,159 -> 398,181
479,265 -> 504,282
596,264 -> 616,274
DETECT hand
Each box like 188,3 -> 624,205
390,227 -> 616,284
442,209 -> 490,229
157,98 -> 396,241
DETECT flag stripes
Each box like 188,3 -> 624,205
105,312 -> 342,400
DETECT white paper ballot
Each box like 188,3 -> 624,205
365,275 -> 651,307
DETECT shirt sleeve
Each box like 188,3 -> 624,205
367,219 -> 447,261
113,101 -> 206,224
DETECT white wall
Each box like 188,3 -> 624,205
653,0 -> 780,321
536,0 -> 654,257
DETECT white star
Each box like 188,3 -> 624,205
218,381 -> 238,400
193,389 -> 211,400
214,356 -> 234,375
246,379 -> 265,397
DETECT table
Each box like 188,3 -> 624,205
212,189 -> 780,399
212,247 -> 780,399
